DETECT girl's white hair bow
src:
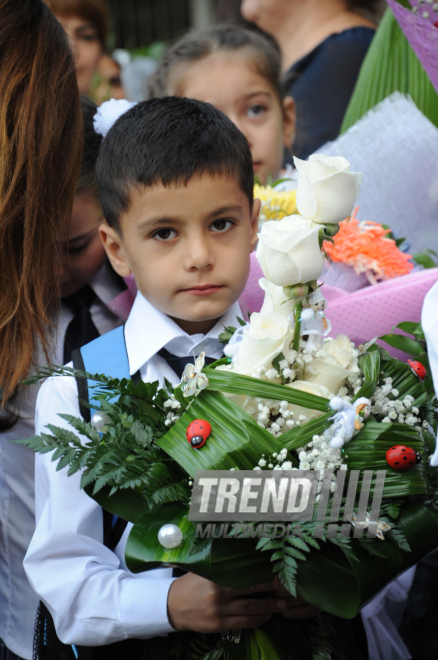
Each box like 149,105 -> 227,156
93,98 -> 138,138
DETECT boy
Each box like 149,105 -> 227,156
24,98 -> 316,654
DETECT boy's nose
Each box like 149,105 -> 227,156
184,237 -> 214,271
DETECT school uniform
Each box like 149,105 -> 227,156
0,262 -> 127,660
24,292 -> 241,648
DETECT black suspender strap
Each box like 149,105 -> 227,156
71,348 -> 91,423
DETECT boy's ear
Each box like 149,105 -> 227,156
282,96 -> 296,151
250,198 -> 261,252
99,224 -> 133,277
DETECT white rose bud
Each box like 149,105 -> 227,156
256,215 -> 324,287
294,154 -> 362,225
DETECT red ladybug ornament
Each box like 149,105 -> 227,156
186,419 -> 211,449
386,445 -> 421,471
407,360 -> 427,381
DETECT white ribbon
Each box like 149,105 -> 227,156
93,98 -> 138,138
422,281 -> 438,466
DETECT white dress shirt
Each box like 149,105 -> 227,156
24,293 -> 241,647
0,263 -> 124,659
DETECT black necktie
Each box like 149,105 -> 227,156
63,284 -> 100,363
158,347 -> 219,379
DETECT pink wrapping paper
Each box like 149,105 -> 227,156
240,252 -> 438,351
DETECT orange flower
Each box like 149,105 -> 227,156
324,208 -> 413,282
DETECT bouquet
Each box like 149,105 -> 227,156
22,156 -> 438,660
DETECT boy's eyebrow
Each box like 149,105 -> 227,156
244,91 -> 272,100
138,204 -> 245,230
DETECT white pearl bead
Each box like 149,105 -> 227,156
90,411 -> 111,433
158,524 -> 183,549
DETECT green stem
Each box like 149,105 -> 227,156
293,301 -> 302,351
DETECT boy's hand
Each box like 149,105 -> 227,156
271,575 -> 321,620
167,573 -> 289,633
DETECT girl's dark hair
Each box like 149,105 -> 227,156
0,0 -> 82,406
78,96 -> 103,197
148,24 -> 284,103
44,0 -> 108,49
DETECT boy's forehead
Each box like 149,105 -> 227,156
120,172 -> 252,227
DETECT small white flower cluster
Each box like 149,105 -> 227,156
296,435 -> 346,472
253,448 -> 295,471
371,378 -> 422,427
253,344 -> 313,384
163,394 -> 182,427
254,399 -> 307,436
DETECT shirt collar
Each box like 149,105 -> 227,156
124,291 -> 242,375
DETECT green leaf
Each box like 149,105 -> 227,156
204,368 -> 330,412
125,503 -> 274,589
379,334 -> 424,357
341,9 -> 438,133
156,389 -> 285,476
354,351 -> 380,401
218,326 -> 237,347
413,250 -> 438,269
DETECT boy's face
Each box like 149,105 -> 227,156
100,174 -> 260,334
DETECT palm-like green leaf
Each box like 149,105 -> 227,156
156,389 -> 285,476
342,9 -> 438,132
203,368 -> 330,412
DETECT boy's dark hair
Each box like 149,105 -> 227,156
78,95 -> 103,198
147,23 -> 284,105
96,96 -> 254,232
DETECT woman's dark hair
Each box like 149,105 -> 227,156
0,0 -> 82,406
44,0 -> 108,49
148,23 -> 284,104
78,96 -> 103,197
346,0 -> 381,10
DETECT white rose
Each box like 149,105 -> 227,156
323,334 -> 359,372
256,215 -> 324,287
286,381 -> 334,422
259,278 -> 295,318
294,154 -> 362,225
304,335 -> 359,393
233,311 -> 293,376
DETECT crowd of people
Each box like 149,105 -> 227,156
0,0 -> 434,659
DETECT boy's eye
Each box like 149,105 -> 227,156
247,104 -> 267,118
152,228 -> 177,241
210,219 -> 233,233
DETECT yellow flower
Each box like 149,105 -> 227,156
254,184 -> 297,224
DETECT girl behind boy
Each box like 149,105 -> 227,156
148,25 -> 296,186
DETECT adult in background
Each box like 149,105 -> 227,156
44,0 -> 108,95
0,1 -> 82,658
241,0 -> 378,159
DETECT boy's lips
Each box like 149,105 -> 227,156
179,284 -> 225,296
